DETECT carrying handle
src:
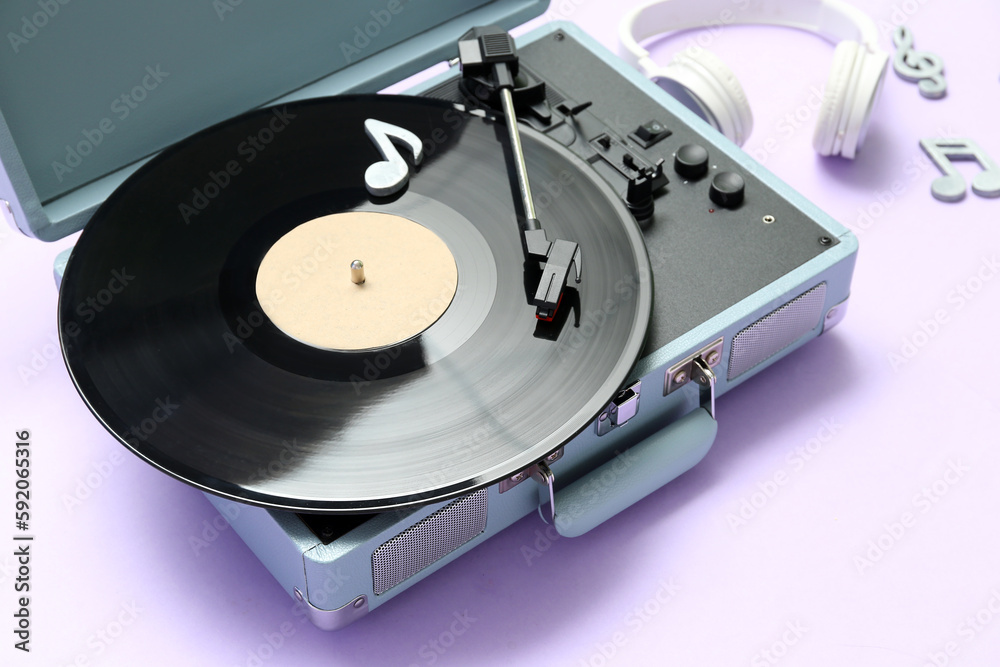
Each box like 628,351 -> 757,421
552,408 -> 718,538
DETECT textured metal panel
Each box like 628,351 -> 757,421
372,490 -> 488,595
728,283 -> 827,380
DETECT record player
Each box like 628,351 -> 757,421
0,1 -> 856,630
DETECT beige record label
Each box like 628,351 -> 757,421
255,211 -> 458,351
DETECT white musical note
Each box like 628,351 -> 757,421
363,119 -> 424,197
919,138 -> 1000,202
893,26 -> 946,99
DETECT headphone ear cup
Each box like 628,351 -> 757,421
813,41 -> 886,158
841,48 -> 888,158
655,47 -> 753,146
813,41 -> 856,157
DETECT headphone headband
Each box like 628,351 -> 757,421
620,0 -> 881,76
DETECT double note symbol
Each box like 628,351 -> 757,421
920,138 -> 1000,202
892,26 -> 946,99
363,119 -> 424,197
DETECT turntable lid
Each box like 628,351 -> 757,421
0,0 -> 548,241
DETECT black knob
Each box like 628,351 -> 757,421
709,171 -> 745,208
674,143 -> 709,180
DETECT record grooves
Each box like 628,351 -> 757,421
59,95 -> 652,513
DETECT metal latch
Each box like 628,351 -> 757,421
498,450 -> 562,525
664,338 -> 723,419
595,379 -> 642,436
499,448 -> 563,493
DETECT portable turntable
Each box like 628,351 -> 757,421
0,0 -> 856,630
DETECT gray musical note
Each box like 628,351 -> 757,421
893,26 -> 946,99
363,119 -> 424,197
919,138 -> 1000,202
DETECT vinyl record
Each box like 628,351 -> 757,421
59,95 -> 652,512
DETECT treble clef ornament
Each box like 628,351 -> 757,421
892,26 -> 946,99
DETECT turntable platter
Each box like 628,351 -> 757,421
58,95 -> 652,512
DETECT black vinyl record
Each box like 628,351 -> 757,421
59,95 -> 652,513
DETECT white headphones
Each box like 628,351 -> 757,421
618,0 -> 889,158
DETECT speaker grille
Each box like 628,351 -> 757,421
728,283 -> 827,380
371,489 -> 488,595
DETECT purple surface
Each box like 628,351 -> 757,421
3,1 -> 1000,665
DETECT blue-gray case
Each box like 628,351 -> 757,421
0,1 -> 855,630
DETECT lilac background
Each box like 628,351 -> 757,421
3,1 -> 1000,665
